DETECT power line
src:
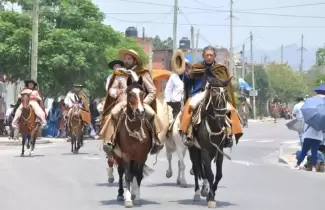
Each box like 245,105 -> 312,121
192,0 -> 225,9
106,18 -> 325,28
116,0 -> 325,19
237,2 -> 325,11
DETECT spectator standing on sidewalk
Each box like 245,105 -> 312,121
292,97 -> 305,146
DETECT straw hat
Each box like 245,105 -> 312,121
118,49 -> 142,66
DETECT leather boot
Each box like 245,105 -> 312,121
150,117 -> 164,155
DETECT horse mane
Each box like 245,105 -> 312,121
126,81 -> 144,93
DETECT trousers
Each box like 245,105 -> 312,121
297,138 -> 321,166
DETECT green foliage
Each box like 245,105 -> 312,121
316,48 -> 325,66
0,0 -> 148,99
152,35 -> 173,50
245,65 -> 270,116
267,64 -> 307,102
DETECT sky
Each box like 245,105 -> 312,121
93,0 -> 325,52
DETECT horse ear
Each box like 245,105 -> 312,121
127,76 -> 133,86
138,76 -> 143,85
221,76 -> 233,87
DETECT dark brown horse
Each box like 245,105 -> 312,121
19,94 -> 40,157
189,77 -> 232,208
68,106 -> 84,154
112,76 -> 153,208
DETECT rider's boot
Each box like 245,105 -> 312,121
150,116 -> 164,155
102,117 -> 117,156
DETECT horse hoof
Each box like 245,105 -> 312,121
166,170 -> 172,178
201,188 -> 208,197
124,200 -> 133,208
108,177 -> 114,183
20,153 -> 24,157
133,199 -> 141,205
193,194 -> 201,201
180,183 -> 188,188
117,195 -> 124,201
190,169 -> 194,175
208,201 -> 217,208
176,179 -> 181,185
131,194 -> 136,200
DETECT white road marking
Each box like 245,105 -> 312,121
83,156 -> 101,160
240,139 -> 251,142
230,160 -> 258,166
282,140 -> 299,144
256,140 -> 275,143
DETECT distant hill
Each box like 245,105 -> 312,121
249,44 -> 317,71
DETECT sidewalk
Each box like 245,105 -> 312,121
278,143 -> 300,167
248,117 -> 273,123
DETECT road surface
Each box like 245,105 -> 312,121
0,119 -> 324,210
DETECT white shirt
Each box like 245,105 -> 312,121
293,101 -> 304,120
5,107 -> 13,117
164,73 -> 184,102
105,75 -> 112,91
303,123 -> 324,142
64,91 -> 80,108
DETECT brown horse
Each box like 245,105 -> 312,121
19,94 -> 40,157
68,106 -> 84,154
112,76 -> 153,208
270,102 -> 281,123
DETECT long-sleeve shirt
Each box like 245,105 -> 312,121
19,88 -> 42,101
105,75 -> 112,91
64,91 -> 81,108
141,72 -> 156,105
164,73 -> 184,102
108,75 -> 127,103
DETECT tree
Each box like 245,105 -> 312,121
0,0 -> 148,98
316,48 -> 325,66
267,64 -> 307,102
245,65 -> 270,116
152,35 -> 173,50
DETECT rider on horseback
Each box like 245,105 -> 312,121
164,58 -> 191,122
100,49 -> 164,155
178,46 -> 243,147
64,83 -> 96,137
11,79 -> 46,129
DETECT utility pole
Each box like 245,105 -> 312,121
280,44 -> 283,64
172,0 -> 178,51
191,26 -> 196,63
241,44 -> 245,79
229,0 -> 234,77
299,34 -> 304,73
31,0 -> 39,81
250,32 -> 256,119
195,29 -> 199,54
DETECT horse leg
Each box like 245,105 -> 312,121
117,165 -> 124,201
124,163 -> 133,208
212,152 -> 224,199
133,164 -> 144,205
108,157 -> 115,183
74,135 -> 78,154
21,136 -> 25,156
193,169 -> 201,201
29,135 -> 35,156
166,145 -> 173,178
188,146 -> 201,201
176,148 -> 187,187
201,151 -> 217,208
70,134 -> 74,153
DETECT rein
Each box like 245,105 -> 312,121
69,108 -> 82,129
204,87 -> 231,160
124,110 -> 146,142
21,106 -> 32,122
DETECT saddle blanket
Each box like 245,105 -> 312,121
81,110 -> 91,125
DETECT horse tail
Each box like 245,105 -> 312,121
142,164 -> 154,177
189,146 -> 204,180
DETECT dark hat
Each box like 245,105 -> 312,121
315,84 -> 325,95
108,60 -> 124,69
73,83 -> 83,88
24,79 -> 37,87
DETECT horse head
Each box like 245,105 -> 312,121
204,76 -> 232,126
71,105 -> 81,120
126,76 -> 145,120
21,93 -> 30,109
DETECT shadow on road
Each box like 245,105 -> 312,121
145,182 -> 196,188
100,199 -> 160,206
170,199 -> 236,207
14,155 -> 45,158
96,182 -> 119,187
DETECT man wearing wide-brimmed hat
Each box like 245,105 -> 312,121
11,79 -> 47,129
164,56 -> 191,123
106,60 -> 125,91
100,49 -> 164,155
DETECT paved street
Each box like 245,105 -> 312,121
0,120 -> 324,210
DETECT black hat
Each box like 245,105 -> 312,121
24,79 -> 37,87
108,60 -> 124,69
73,83 -> 83,88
